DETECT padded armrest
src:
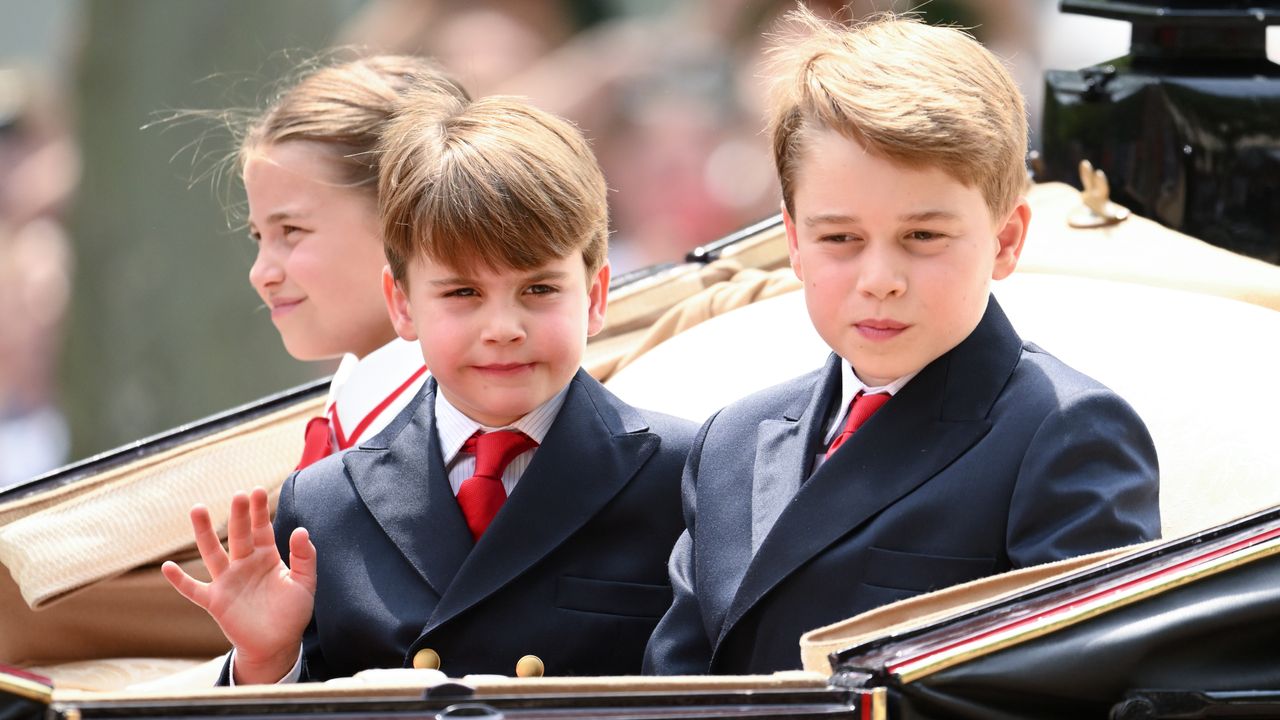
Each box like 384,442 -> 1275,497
0,399 -> 313,610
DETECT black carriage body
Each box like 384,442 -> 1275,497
830,508 -> 1280,720
1040,0 -> 1280,263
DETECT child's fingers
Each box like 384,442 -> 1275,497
248,487 -> 274,549
190,504 -> 229,578
225,491 -> 253,561
286,527 -> 318,594
161,560 -> 210,609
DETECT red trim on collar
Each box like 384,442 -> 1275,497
331,365 -> 428,450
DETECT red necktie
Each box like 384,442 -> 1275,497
296,415 -> 336,470
457,430 -> 539,541
825,392 -> 891,459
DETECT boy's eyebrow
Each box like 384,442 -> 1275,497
430,276 -> 474,287
898,210 -> 961,222
805,213 -> 860,226
523,269 -> 569,283
428,270 -> 569,287
804,210 -> 961,225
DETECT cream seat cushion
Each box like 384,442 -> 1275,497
0,397 -> 314,611
605,272 -> 1280,540
23,656 -> 225,693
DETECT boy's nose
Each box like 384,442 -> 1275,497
480,308 -> 527,345
856,245 -> 907,299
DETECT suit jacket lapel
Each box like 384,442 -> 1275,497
345,380 -> 472,597
697,357 -> 835,640
423,370 -> 660,633
714,296 -> 1022,656
751,356 -> 841,554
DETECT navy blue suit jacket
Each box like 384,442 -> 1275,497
240,369 -> 694,681
643,297 -> 1160,675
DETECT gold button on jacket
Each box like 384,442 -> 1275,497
412,648 -> 441,670
515,655 -> 544,678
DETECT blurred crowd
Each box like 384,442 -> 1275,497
0,67 -> 77,487
337,0 -> 1044,271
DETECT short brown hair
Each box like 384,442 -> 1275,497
379,94 -> 608,282
766,8 -> 1028,220
241,54 -> 469,196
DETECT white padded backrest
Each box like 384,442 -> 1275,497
605,273 -> 1280,540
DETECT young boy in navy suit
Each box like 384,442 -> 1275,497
644,9 -> 1160,675
165,92 -> 695,683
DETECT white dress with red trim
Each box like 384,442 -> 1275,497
296,338 -> 428,470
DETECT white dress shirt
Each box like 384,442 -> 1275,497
435,384 -> 568,496
812,361 -> 920,473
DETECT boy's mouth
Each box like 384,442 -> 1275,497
855,319 -> 908,341
474,362 -> 536,375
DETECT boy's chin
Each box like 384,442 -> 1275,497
842,355 -> 920,388
461,397 -> 546,428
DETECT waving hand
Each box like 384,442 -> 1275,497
162,486 -> 316,684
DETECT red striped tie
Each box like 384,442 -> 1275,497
825,392 -> 891,459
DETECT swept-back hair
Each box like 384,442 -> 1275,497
766,7 -> 1028,219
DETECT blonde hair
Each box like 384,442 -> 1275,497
379,93 -> 608,282
766,8 -> 1028,220
241,54 -> 469,195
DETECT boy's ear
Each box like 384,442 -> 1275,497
382,265 -> 419,341
991,198 -> 1031,281
585,260 -> 611,337
782,201 -> 804,282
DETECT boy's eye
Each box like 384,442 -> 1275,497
281,225 -> 304,238
247,230 -> 261,245
819,233 -> 860,244
526,284 -> 558,296
444,287 -> 478,298
906,230 -> 943,241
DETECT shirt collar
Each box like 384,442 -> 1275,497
842,359 -> 919,400
825,359 -> 920,444
435,382 -> 571,466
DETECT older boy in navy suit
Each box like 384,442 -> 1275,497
165,94 -> 695,683
644,9 -> 1160,675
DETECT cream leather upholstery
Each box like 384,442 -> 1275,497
606,273 -> 1280,540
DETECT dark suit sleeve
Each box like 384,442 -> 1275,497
643,413 -> 717,675
1007,388 -> 1160,567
